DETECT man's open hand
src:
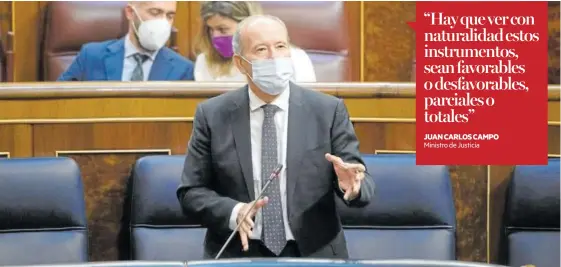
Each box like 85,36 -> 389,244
325,153 -> 366,200
237,197 -> 268,251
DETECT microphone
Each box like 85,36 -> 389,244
215,164 -> 284,259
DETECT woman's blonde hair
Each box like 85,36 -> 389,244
194,1 -> 263,78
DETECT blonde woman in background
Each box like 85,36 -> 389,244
193,1 -> 317,82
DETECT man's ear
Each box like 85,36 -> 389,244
233,55 -> 246,75
124,5 -> 134,21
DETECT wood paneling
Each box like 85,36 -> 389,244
346,2 -> 361,82
548,2 -> 560,84
548,125 -> 560,155
60,152 -> 169,261
0,83 -> 558,263
450,165 -> 488,261
187,1 -> 200,60
11,1 -> 42,82
361,2 -> 560,83
0,2 -> 11,43
32,123 -> 190,156
362,1 -> 415,82
173,1 -> 191,60
0,124 -> 32,157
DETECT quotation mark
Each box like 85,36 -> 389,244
468,109 -> 475,114
424,12 -> 430,17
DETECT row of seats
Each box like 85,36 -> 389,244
132,154 -> 456,261
0,259 -> 517,267
2,1 -> 353,82
0,155 -> 558,267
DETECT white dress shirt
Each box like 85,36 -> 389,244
121,35 -> 159,81
228,85 -> 295,241
194,47 -> 317,82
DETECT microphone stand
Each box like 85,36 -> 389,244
214,164 -> 283,259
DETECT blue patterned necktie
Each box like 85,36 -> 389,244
260,104 -> 287,255
131,53 -> 149,81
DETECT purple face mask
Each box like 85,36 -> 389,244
212,35 -> 234,58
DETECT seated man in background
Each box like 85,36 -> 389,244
193,1 -> 316,82
58,1 -> 194,81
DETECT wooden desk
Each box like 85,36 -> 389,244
0,82 -> 559,263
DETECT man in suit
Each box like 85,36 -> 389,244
177,15 -> 375,259
58,1 -> 194,81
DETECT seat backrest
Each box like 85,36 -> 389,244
503,158 -> 560,267
131,155 -> 206,261
0,33 -> 5,82
0,157 -> 88,265
42,1 -> 129,81
337,154 -> 456,261
260,1 -> 350,82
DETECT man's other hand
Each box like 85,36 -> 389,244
325,153 -> 366,201
237,197 -> 268,251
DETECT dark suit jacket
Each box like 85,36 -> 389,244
57,38 -> 194,81
177,83 -> 375,258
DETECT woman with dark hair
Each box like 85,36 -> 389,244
193,1 -> 316,82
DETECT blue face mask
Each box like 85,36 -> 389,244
243,57 -> 294,96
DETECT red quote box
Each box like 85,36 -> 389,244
409,1 -> 548,165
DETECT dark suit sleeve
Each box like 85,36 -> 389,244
57,45 -> 87,81
176,104 -> 238,233
330,99 -> 375,207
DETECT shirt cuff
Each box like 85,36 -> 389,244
229,202 -> 244,231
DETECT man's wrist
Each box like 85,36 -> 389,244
228,202 -> 244,230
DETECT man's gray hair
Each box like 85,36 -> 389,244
232,15 -> 288,56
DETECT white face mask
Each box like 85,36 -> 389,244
131,7 -> 171,51
243,57 -> 294,96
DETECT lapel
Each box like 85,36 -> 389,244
103,39 -> 125,81
229,86 -> 255,200
286,82 -> 310,205
148,48 -> 175,81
